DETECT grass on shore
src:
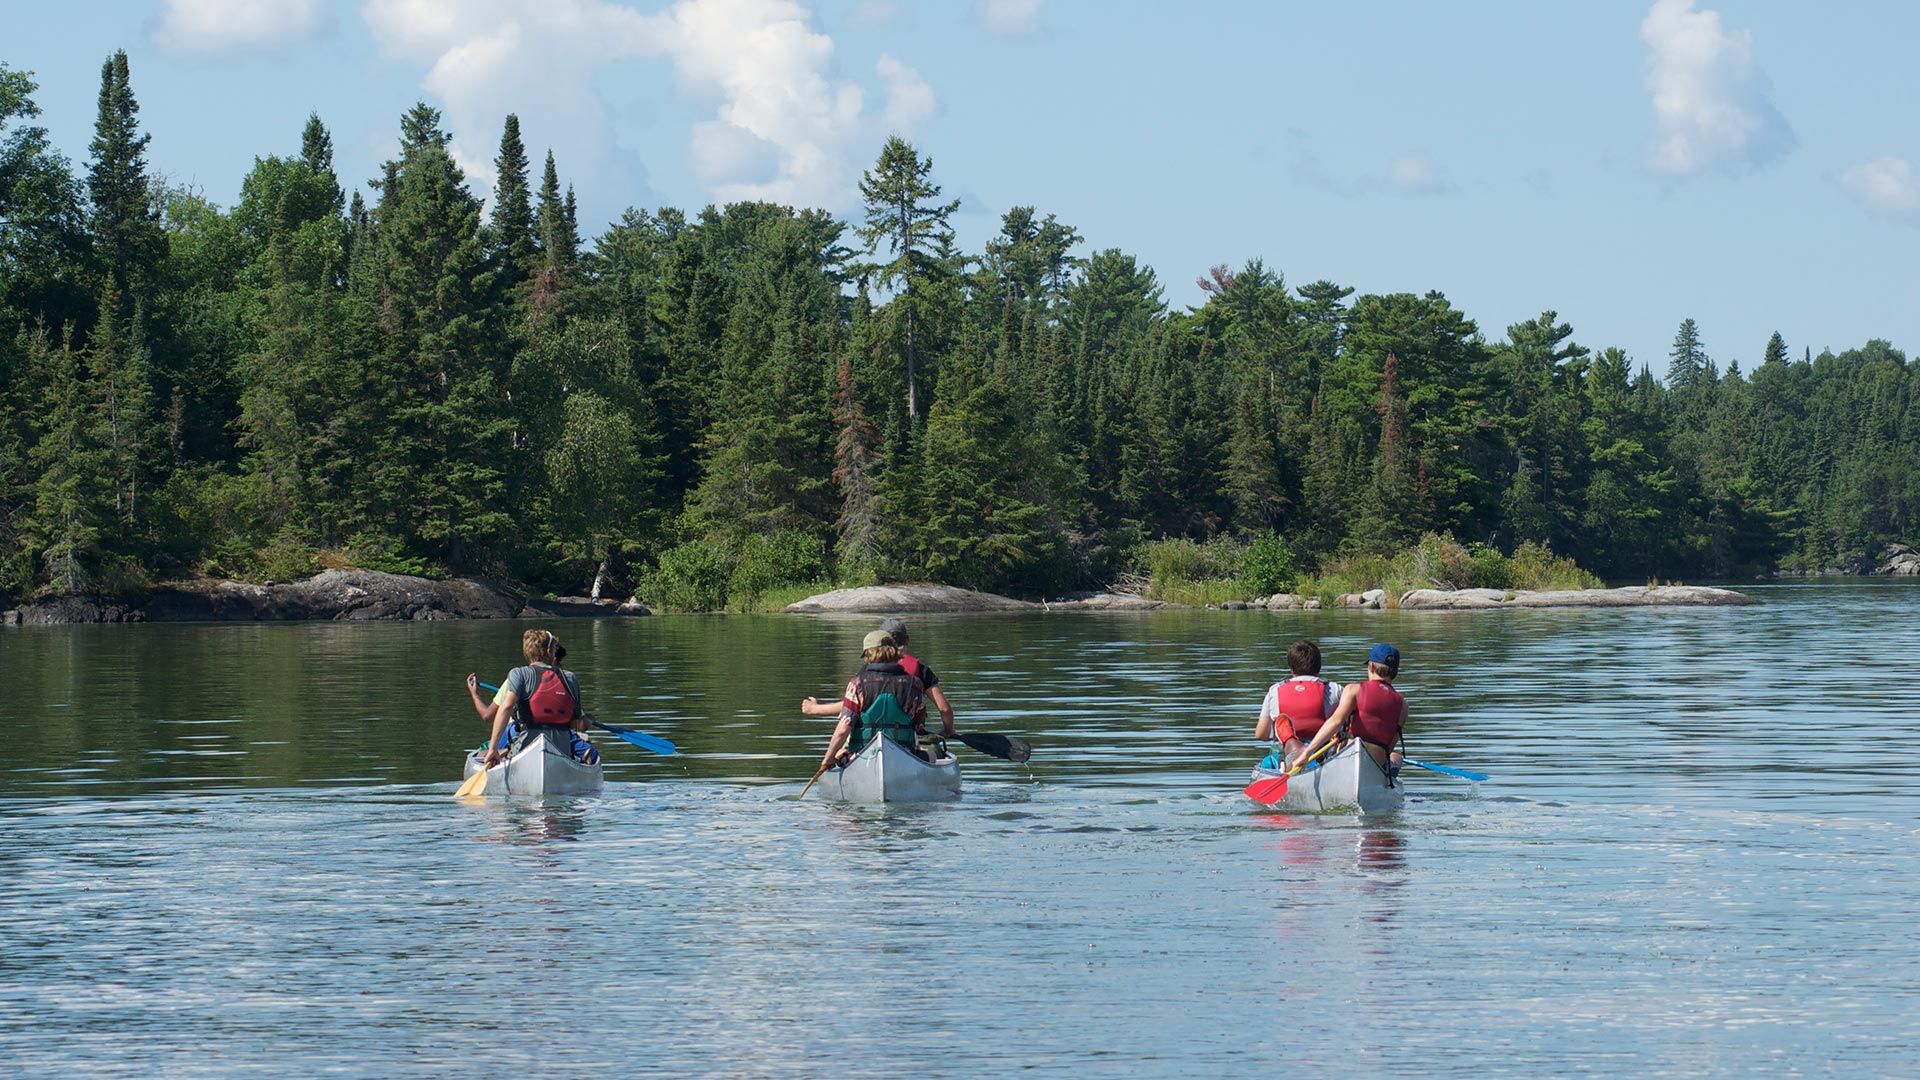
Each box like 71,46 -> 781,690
1138,533 -> 1602,608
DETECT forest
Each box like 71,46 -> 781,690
2,54 -> 1916,609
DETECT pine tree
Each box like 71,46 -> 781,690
831,351 -> 879,574
26,326 -> 109,593
300,111 -> 332,174
364,106 -> 508,569
487,114 -> 535,287
855,137 -> 958,421
1762,331 -> 1788,367
86,51 -> 166,306
1665,317 -> 1716,427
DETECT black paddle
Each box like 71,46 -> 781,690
949,731 -> 1031,763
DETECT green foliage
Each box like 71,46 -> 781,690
1136,536 -> 1252,601
1509,540 -> 1602,591
0,67 -> 1915,605
1467,542 -> 1514,589
341,531 -> 433,579
727,529 -> 826,607
1242,532 -> 1298,595
645,536 -> 731,612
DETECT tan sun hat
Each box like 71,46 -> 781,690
862,629 -> 893,651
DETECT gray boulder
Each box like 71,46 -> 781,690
784,584 -> 1036,614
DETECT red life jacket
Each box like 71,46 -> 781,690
1349,680 -> 1405,749
899,654 -> 922,680
522,666 -> 578,727
1274,678 -> 1332,741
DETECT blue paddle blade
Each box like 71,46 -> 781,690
1405,757 -> 1487,781
479,682 -> 677,755
591,721 -> 676,755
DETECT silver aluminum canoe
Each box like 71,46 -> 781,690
809,732 -> 961,803
461,732 -> 604,796
1247,739 -> 1404,813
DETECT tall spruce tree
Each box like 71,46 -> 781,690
86,51 -> 165,306
855,136 -> 957,421
487,115 -> 536,287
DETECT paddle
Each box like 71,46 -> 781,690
1404,757 -> 1488,782
476,681 -> 677,755
799,759 -> 831,800
455,758 -> 489,797
1243,738 -> 1340,805
589,720 -> 676,755
949,731 -> 1030,763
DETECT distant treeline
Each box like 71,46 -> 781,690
1,55 -> 1914,606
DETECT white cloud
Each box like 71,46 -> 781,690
1639,0 -> 1794,176
974,0 -> 1043,38
1838,157 -> 1920,224
1389,155 -> 1448,195
151,0 -> 324,56
846,1 -> 902,29
876,54 -> 936,134
363,0 -> 935,214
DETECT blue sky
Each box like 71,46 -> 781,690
7,1 -> 1918,372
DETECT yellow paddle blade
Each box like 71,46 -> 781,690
455,762 -> 489,798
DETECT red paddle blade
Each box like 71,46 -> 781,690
1244,775 -> 1290,804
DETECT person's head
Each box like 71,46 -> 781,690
522,628 -> 559,665
879,616 -> 909,648
862,629 -> 901,665
1367,642 -> 1400,680
1286,639 -> 1322,676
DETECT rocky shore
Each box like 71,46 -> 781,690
3,573 -> 1766,626
1,569 -> 652,625
784,582 -> 1760,614
1773,542 -> 1920,577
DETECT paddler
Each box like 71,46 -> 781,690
1253,639 -> 1343,770
876,616 -> 956,739
804,629 -> 932,771
465,629 -> 598,768
1289,642 -> 1406,776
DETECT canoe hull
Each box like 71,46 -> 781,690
461,733 -> 604,796
811,733 -> 961,803
1248,740 -> 1404,813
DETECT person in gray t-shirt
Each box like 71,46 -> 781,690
467,629 -> 593,766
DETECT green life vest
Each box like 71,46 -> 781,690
851,666 -> 923,749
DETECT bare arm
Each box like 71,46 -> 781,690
817,714 -> 854,771
800,696 -> 845,717
466,674 -> 497,723
482,690 -> 518,766
927,684 -> 954,737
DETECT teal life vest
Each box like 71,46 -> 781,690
850,664 -> 923,749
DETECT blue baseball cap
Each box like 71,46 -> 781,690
1368,643 -> 1400,665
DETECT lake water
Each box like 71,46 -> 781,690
2,582 -> 1916,1078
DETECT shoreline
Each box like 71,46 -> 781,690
0,573 -> 1776,626
0,569 -> 652,626
784,583 -> 1762,614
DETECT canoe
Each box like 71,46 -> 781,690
809,732 -> 961,803
1247,739 -> 1404,813
460,731 -> 604,796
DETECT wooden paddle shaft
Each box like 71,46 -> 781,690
799,761 -> 830,800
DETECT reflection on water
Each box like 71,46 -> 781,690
2,582 -> 1919,1077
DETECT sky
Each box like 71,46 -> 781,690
6,0 -> 1918,373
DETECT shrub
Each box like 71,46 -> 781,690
342,531 -> 434,578
1243,533 -> 1299,596
1139,537 -> 1244,592
1466,542 -> 1514,589
1410,532 -> 1473,589
648,538 -> 732,612
728,530 -> 827,607
1511,540 -> 1602,591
